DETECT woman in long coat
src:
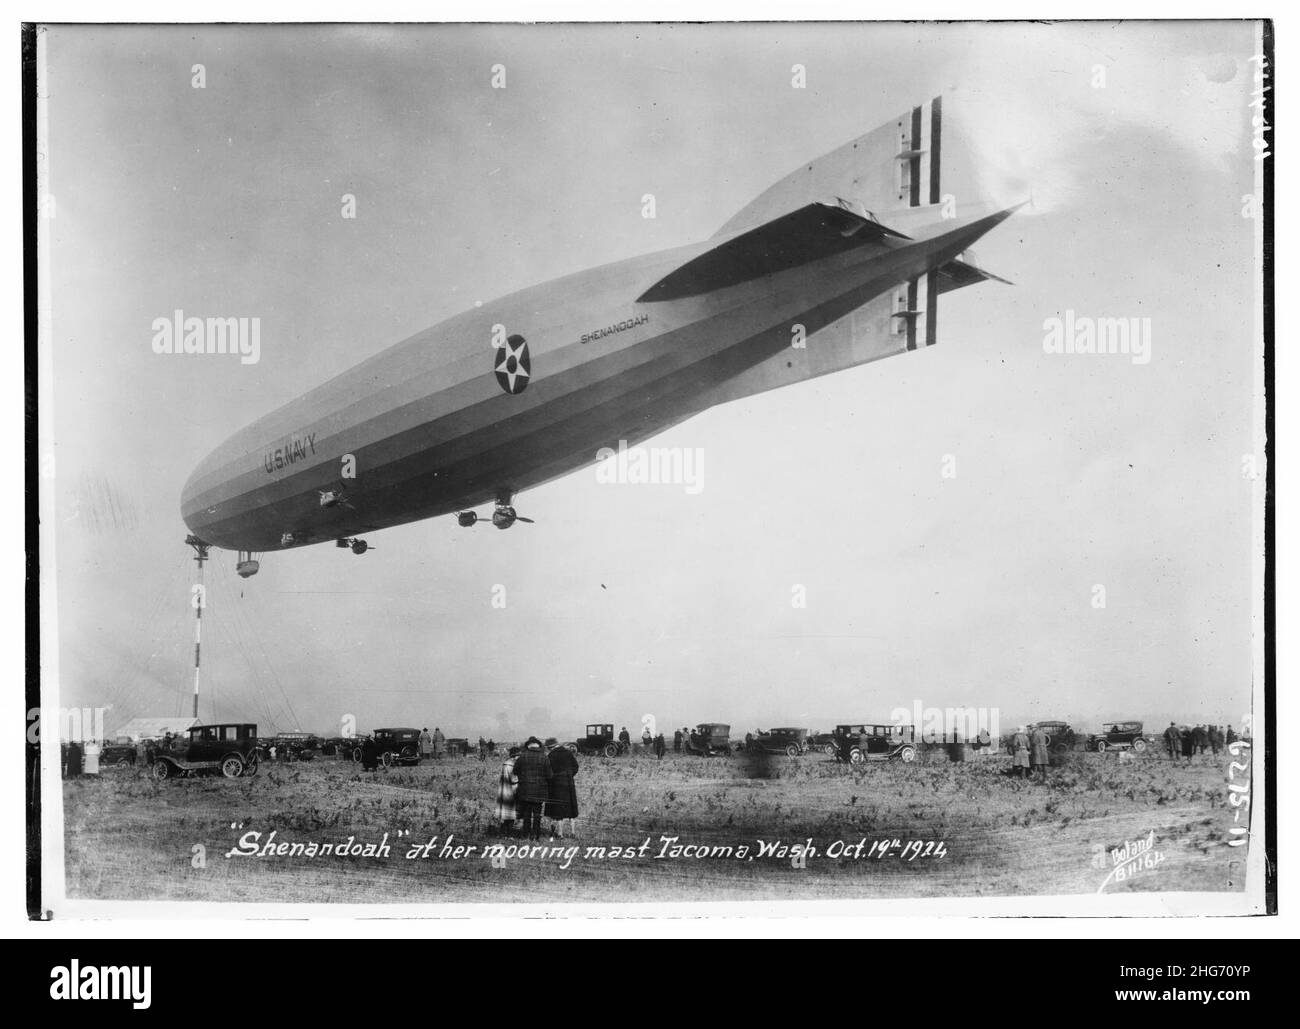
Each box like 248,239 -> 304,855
546,742 -> 580,838
1029,725 -> 1050,780
495,746 -> 520,835
1011,727 -> 1031,778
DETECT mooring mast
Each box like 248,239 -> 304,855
184,535 -> 211,720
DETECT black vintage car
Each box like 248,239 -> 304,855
372,727 -> 422,766
684,723 -> 731,756
274,732 -> 319,760
100,738 -> 139,766
746,727 -> 809,756
835,723 -> 918,764
1028,720 -> 1078,755
151,723 -> 260,781
1087,721 -> 1151,753
568,724 -> 629,758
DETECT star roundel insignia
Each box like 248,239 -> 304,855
494,334 -> 531,395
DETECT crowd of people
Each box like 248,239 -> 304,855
1163,722 -> 1236,760
494,737 -> 581,840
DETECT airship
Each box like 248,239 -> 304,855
182,94 -> 1024,576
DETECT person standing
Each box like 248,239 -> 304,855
673,728 -> 683,753
1011,727 -> 1030,779
513,737 -> 552,841
1209,725 -> 1223,756
545,739 -> 580,838
432,727 -> 446,759
495,746 -> 521,836
419,728 -> 432,760
641,726 -> 652,751
654,733 -> 666,760
361,735 -> 379,772
1163,722 -> 1180,760
1180,725 -> 1195,762
1029,724 -> 1050,782
1193,724 -> 1208,755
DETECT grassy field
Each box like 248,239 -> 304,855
61,749 -> 1246,904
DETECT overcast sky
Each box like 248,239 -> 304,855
43,22 -> 1264,742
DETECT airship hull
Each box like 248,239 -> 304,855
181,95 -> 1023,554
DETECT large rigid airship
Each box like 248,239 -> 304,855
182,95 -> 1023,575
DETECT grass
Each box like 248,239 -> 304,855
61,748 -> 1245,904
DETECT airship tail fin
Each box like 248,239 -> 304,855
714,93 -> 1027,243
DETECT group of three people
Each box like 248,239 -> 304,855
495,736 -> 580,840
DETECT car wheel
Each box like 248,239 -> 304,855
785,743 -> 800,757
602,743 -> 619,758
243,752 -> 260,777
823,743 -> 837,757
566,743 -> 579,755
351,747 -> 362,763
221,755 -> 245,779
382,751 -> 394,768
897,745 -> 917,763
849,748 -> 865,764
1095,740 -> 1107,753
116,756 -> 133,767
1133,738 -> 1148,754
151,761 -> 172,782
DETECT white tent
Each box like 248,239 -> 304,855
112,717 -> 199,741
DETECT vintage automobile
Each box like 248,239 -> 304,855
566,723 -> 629,758
373,727 -> 422,766
684,723 -> 731,756
1028,720 -> 1078,755
445,737 -> 472,757
746,727 -> 809,756
808,730 -> 840,757
100,738 -> 139,766
338,735 -> 372,762
1087,721 -> 1150,753
835,723 -> 918,764
261,731 -> 319,761
151,723 -> 259,780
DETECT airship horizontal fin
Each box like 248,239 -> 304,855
934,255 -> 1014,294
637,201 -> 908,303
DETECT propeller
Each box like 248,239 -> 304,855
458,506 -> 535,528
